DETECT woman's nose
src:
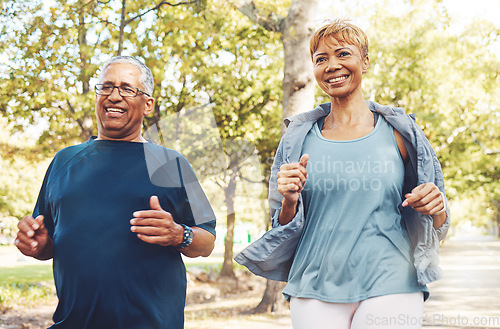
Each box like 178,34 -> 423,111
325,58 -> 341,72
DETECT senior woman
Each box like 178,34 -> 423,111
236,19 -> 450,329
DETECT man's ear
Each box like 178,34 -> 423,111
362,56 -> 369,74
143,97 -> 155,116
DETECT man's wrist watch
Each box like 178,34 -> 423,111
175,224 -> 193,249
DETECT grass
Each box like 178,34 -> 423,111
0,264 -> 53,285
0,245 -> 239,310
0,261 -> 56,309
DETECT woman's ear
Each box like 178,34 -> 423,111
362,56 -> 369,74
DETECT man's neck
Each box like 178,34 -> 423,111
96,134 -> 147,143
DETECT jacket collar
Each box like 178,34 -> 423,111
284,101 -> 417,141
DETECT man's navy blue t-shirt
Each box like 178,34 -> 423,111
33,137 -> 216,329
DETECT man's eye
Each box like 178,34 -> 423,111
121,86 -> 135,93
101,85 -> 113,91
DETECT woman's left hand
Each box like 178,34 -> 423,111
402,183 -> 446,216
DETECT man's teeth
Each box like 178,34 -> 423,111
107,108 -> 125,113
328,76 -> 348,83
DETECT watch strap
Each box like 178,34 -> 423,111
175,224 -> 193,249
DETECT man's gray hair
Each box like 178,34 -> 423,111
100,56 -> 154,96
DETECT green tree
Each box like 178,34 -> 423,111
0,0 -> 205,150
1,0 -> 284,267
141,0 -> 283,277
236,0 -> 319,120
0,118 -> 50,243
234,0 -> 320,313
345,0 -> 500,231
1,0 -> 102,149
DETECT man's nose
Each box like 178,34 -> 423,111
108,86 -> 123,101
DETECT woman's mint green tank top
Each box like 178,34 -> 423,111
283,114 -> 428,303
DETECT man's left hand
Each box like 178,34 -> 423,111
131,195 -> 184,247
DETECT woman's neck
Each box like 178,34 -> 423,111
327,94 -> 371,126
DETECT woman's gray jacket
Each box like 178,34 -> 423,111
235,101 -> 450,285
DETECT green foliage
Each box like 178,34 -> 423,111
0,155 -> 49,219
0,282 -> 55,309
0,0 -> 284,167
0,0 -> 284,225
0,216 -> 18,244
2,0 -> 498,231
0,0 -> 103,149
349,0 -> 499,226
317,0 -> 500,228
0,118 -> 51,230
0,262 -> 54,309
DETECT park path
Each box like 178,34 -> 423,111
184,232 -> 500,329
423,234 -> 500,328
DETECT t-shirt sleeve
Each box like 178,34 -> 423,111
176,155 -> 216,236
33,159 -> 55,238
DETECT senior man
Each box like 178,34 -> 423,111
15,56 -> 216,329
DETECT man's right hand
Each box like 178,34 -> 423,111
16,215 -> 53,260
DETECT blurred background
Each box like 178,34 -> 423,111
0,0 -> 499,328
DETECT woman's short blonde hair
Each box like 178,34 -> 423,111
310,18 -> 369,60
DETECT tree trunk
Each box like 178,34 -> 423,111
236,0 -> 319,313
252,280 -> 287,314
279,0 -> 318,128
76,11 -> 94,140
117,0 -> 127,56
220,167 -> 238,278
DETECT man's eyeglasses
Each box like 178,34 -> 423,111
95,84 -> 150,97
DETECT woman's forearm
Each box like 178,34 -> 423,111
278,198 -> 298,225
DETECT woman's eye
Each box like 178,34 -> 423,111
315,57 -> 326,64
339,51 -> 351,57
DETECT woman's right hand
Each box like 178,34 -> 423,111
277,154 -> 309,205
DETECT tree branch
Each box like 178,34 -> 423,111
438,122 -> 500,155
77,0 -> 98,13
233,0 -> 283,32
470,130 -> 500,155
62,103 -> 84,132
63,102 -> 93,140
238,172 -> 265,184
125,0 -> 199,25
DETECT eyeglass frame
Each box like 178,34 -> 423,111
94,83 -> 151,97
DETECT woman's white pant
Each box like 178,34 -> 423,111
290,293 -> 424,329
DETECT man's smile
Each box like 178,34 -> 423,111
105,107 -> 126,113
